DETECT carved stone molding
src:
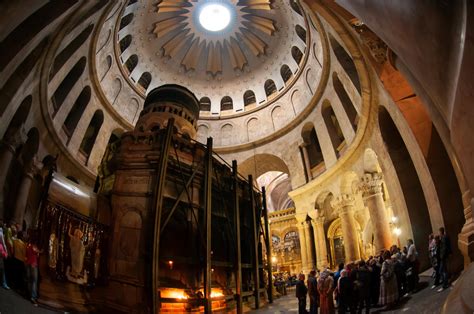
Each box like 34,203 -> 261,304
332,194 -> 355,214
360,172 -> 384,197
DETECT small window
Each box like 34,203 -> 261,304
264,79 -> 277,98
243,90 -> 256,107
221,96 -> 233,111
200,97 -> 211,111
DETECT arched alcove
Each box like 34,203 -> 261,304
119,35 -> 132,53
79,110 -> 104,162
332,72 -> 358,130
49,24 -> 94,81
328,34 -> 361,95
289,0 -> 303,16
119,13 -> 134,30
239,153 -> 291,179
100,55 -> 113,82
221,96 -> 233,111
124,54 -> 138,74
280,64 -> 292,83
291,46 -> 303,66
51,56 -> 87,116
2,95 -> 32,141
264,79 -> 277,98
137,72 -> 152,92
301,122 -> 324,168
63,86 -> 91,142
199,97 -> 211,111
322,101 -> 346,157
21,128 -> 40,165
295,25 -> 307,43
243,90 -> 256,107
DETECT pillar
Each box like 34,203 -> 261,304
360,172 -> 392,251
301,144 -> 313,180
296,216 -> 308,273
310,214 -> 329,269
303,220 -> 315,270
11,169 -> 34,229
0,141 -> 16,219
333,194 -> 360,262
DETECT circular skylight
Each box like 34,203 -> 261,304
199,4 -> 231,32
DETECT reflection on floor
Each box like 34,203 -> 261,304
249,274 -> 451,314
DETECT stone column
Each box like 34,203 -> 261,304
300,144 -> 313,180
303,220 -> 315,270
0,140 -> 17,219
296,221 -> 308,272
360,172 -> 392,251
310,215 -> 329,269
11,167 -> 35,229
333,194 -> 360,262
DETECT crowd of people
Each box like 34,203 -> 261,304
295,227 -> 452,314
0,221 -> 41,306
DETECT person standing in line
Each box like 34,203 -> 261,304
430,235 -> 441,289
318,269 -> 335,314
437,227 -> 452,292
307,270 -> 319,314
25,231 -> 41,306
379,251 -> 398,309
296,273 -> 308,314
406,239 -> 419,292
0,225 -> 10,289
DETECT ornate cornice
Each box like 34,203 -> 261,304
331,194 -> 355,213
359,172 -> 384,197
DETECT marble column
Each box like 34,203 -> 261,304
296,221 -> 308,272
11,168 -> 35,229
333,194 -> 360,262
360,172 -> 392,251
303,220 -> 315,270
310,215 -> 329,269
0,140 -> 16,219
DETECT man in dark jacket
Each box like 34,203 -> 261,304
296,273 -> 308,314
438,227 -> 452,291
307,270 -> 319,314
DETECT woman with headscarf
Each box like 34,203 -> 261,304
379,250 -> 398,308
318,269 -> 335,314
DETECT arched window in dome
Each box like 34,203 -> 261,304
292,46 -> 303,65
51,56 -> 87,116
0,37 -> 48,116
280,64 -> 292,84
290,0 -> 303,16
119,13 -> 134,30
137,72 -> 152,93
332,72 -> 358,130
243,90 -> 256,107
63,86 -> 91,143
79,110 -> 104,163
322,101 -> 346,156
124,54 -> 138,74
119,35 -> 132,53
221,96 -> 233,111
264,79 -> 277,98
295,25 -> 307,44
328,34 -> 361,95
301,123 -> 324,168
200,97 -> 211,111
127,0 -> 138,6
49,24 -> 94,81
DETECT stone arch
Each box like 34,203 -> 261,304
51,56 -> 87,116
271,105 -> 286,131
333,72 -> 358,129
63,86 -> 91,143
328,33 -> 361,95
315,191 -> 334,212
49,24 -> 94,81
305,68 -> 315,94
247,117 -> 260,141
301,122 -> 324,168
130,98 -> 140,123
220,123 -> 233,146
111,78 -> 122,106
2,95 -> 32,141
79,110 -> 104,162
363,148 -> 382,173
100,55 -> 113,82
97,29 -> 111,54
239,154 -> 290,179
197,124 -> 209,144
322,100 -> 346,157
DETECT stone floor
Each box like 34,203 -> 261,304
249,274 -> 452,314
0,275 -> 451,314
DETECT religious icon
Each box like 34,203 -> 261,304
48,233 -> 58,269
66,224 -> 88,284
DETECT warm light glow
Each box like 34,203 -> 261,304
198,288 -> 224,298
161,289 -> 188,300
271,256 -> 277,264
199,4 -> 231,32
391,216 -> 398,223
394,227 -> 402,236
